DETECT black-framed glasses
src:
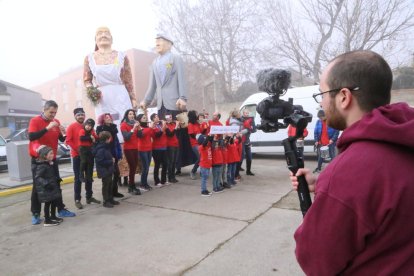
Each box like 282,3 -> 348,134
312,87 -> 360,103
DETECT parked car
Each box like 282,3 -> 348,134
5,128 -> 71,162
0,135 -> 7,171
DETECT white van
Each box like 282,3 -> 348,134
239,85 -> 321,155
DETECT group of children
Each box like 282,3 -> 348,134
196,133 -> 244,196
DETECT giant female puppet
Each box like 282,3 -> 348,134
83,26 -> 137,142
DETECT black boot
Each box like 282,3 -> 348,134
113,175 -> 124,198
128,184 -> 141,195
246,160 -> 255,176
123,177 -> 128,186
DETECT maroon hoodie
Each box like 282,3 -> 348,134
294,103 -> 414,275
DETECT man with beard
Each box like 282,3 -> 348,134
290,50 -> 414,274
66,107 -> 90,209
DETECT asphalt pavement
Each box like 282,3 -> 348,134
0,155 -> 317,276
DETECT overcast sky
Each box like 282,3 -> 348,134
0,0 -> 159,89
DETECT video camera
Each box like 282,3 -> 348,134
256,68 -> 312,133
255,68 -> 313,217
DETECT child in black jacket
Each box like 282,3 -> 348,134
93,131 -> 119,208
33,146 -> 63,226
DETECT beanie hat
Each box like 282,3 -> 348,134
196,134 -> 207,145
73,107 -> 85,116
37,145 -> 53,159
84,118 -> 95,128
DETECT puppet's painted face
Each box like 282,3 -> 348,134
95,27 -> 112,48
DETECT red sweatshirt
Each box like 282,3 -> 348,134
152,124 -> 167,150
78,129 -> 98,147
212,142 -> 223,166
28,115 -> 62,158
165,123 -> 179,147
137,127 -> 153,152
226,142 -> 238,164
66,121 -> 83,157
188,123 -> 201,147
120,122 -> 138,150
198,144 -> 212,168
294,103 -> 414,275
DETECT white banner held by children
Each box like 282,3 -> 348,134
210,125 -> 240,134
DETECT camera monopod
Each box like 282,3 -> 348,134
282,127 -> 312,217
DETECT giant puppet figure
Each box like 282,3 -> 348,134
83,26 -> 136,142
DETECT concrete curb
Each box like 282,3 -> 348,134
0,173 -> 95,197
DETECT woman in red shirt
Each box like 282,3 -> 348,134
120,109 -> 141,195
136,113 -> 154,191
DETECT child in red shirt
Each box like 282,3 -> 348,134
197,134 -> 213,196
78,118 -> 100,204
211,135 -> 225,193
226,134 -> 239,185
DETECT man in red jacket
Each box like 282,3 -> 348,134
28,100 -> 76,225
291,50 -> 414,274
65,107 -> 88,209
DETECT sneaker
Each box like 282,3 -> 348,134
114,192 -> 124,198
86,197 -> 101,204
190,171 -> 196,180
139,185 -> 149,192
175,170 -> 181,176
154,183 -> 164,188
223,182 -> 232,189
313,168 -> 321,173
163,181 -> 171,186
213,187 -> 225,193
31,214 -> 42,225
246,171 -> 255,176
58,209 -> 76,217
103,201 -> 114,208
239,167 -> 245,171
201,190 -> 212,196
109,199 -> 120,205
235,176 -> 241,181
169,178 -> 178,183
144,184 -> 153,191
44,219 -> 60,227
50,217 -> 64,223
75,200 -> 83,209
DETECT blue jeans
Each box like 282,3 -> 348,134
191,145 -> 200,174
200,167 -> 210,192
139,151 -> 152,186
227,162 -> 237,184
212,165 -> 223,190
73,156 -> 92,201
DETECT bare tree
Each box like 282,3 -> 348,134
263,0 -> 414,83
263,0 -> 344,83
154,0 -> 263,100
